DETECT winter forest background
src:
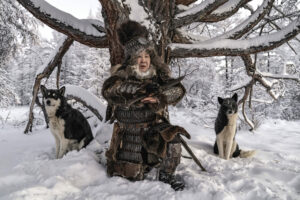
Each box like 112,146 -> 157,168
1,0 -> 300,199
1,0 -> 299,128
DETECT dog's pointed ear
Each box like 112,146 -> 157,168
232,93 -> 238,102
40,85 -> 47,96
59,86 -> 66,96
218,97 -> 223,104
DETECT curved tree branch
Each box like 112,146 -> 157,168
16,0 -> 108,48
66,95 -> 103,122
173,0 -> 229,28
24,37 -> 74,133
176,0 -> 197,6
169,16 -> 300,58
200,0 -> 252,23
216,0 -> 275,39
241,54 -> 281,100
239,81 -> 255,130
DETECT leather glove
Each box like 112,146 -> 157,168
145,82 -> 160,94
118,81 -> 140,95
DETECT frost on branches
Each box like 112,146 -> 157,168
12,0 -> 300,130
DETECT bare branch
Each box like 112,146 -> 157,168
244,4 -> 300,43
24,37 -> 74,133
35,95 -> 49,128
273,5 -> 299,21
241,54 -> 282,100
172,30 -> 193,43
56,61 -> 61,89
173,0 -> 229,28
241,99 -> 255,130
16,0 -> 108,48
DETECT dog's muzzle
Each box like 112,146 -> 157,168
46,100 -> 51,106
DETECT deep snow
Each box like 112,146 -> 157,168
0,106 -> 299,200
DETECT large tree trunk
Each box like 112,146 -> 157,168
99,0 -> 127,65
99,0 -> 177,65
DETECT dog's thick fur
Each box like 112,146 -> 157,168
214,93 -> 255,160
41,85 -> 94,159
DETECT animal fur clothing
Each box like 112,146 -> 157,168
102,61 -> 189,180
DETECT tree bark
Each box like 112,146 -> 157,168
17,0 -> 300,62
16,0 -> 108,48
175,0 -> 197,6
200,0 -> 252,23
173,0 -> 229,29
99,0 -> 127,65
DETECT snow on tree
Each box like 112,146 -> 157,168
0,67 -> 18,107
0,0 -> 38,107
15,0 -> 300,131
0,0 -> 37,62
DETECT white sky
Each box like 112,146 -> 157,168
39,0 -> 101,40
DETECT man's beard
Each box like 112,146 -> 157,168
131,64 -> 156,79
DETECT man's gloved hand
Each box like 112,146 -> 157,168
118,81 -> 141,95
145,82 -> 160,94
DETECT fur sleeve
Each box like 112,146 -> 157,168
159,83 -> 186,106
102,76 -> 127,105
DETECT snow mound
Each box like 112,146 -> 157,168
0,108 -> 300,200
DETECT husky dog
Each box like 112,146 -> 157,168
41,85 -> 94,159
214,93 -> 255,160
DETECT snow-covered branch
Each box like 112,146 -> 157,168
200,0 -> 252,23
235,79 -> 256,130
173,0 -> 229,28
176,0 -> 197,6
16,0 -> 108,48
215,0 -> 274,39
241,55 -> 282,100
169,16 -> 300,58
260,72 -> 300,82
65,85 -> 105,122
173,29 -> 209,43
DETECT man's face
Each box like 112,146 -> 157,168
137,50 -> 151,72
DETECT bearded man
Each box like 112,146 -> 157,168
102,21 -> 190,191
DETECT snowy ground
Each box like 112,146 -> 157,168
0,106 -> 299,200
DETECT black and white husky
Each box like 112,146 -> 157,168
214,93 -> 255,160
41,85 -> 94,159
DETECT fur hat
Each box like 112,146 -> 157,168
117,20 -> 153,58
